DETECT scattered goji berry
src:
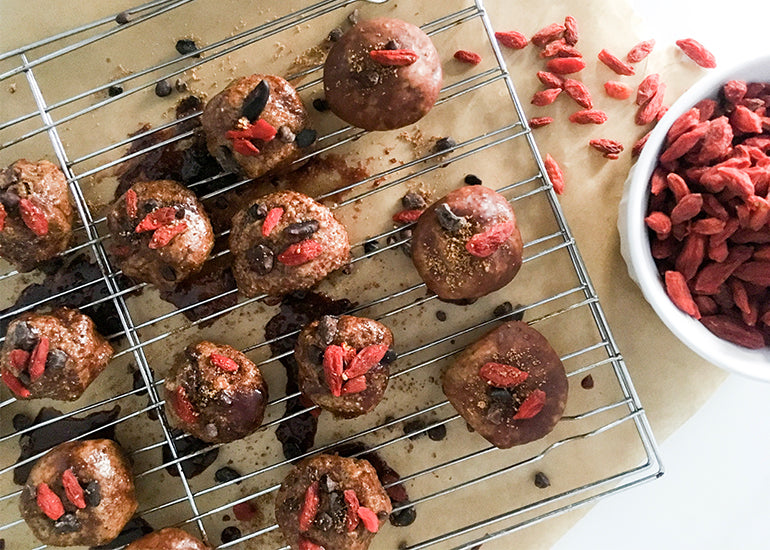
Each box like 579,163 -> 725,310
19,198 -> 48,236
626,39 -> 655,63
210,353 -> 239,373
513,389 -> 546,419
631,131 -> 651,157
61,469 -> 86,509
298,481 -> 320,532
28,335 -> 49,382
563,79 -> 592,108
494,30 -> 528,50
636,74 -> 661,106
232,138 -> 260,156
479,362 -> 529,387
676,38 -> 717,69
369,49 -> 418,66
343,344 -> 388,380
343,490 -> 360,532
323,345 -> 344,397
544,153 -> 565,194
1,369 -> 30,398
546,56 -> 585,74
37,482 -> 65,520
635,83 -> 666,125
604,81 -> 633,100
597,49 -> 635,76
529,116 -> 554,128
262,207 -> 284,237
531,88 -> 561,106
453,50 -> 481,65
125,189 -> 138,218
9,349 -> 30,372
173,386 -> 198,424
540,39 -> 581,59
664,271 -> 701,318
563,16 -> 579,45
357,506 -> 380,533
536,71 -> 564,89
531,23 -> 565,47
589,138 -> 624,158
340,375 -> 367,395
225,119 -> 277,142
277,239 -> 323,266
465,221 -> 517,257
135,206 -> 176,232
392,209 -> 423,224
569,109 -> 608,124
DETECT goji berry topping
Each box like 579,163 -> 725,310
2,369 -> 31,398
479,362 -> 529,387
356,505 -> 380,533
36,482 -> 65,520
28,335 -> 49,382
323,344 -> 344,397
210,353 -> 239,373
513,389 -> 547,419
173,386 -> 198,424
61,469 -> 87,509
343,489 -> 360,531
125,189 -> 138,218
369,48 -> 418,66
19,198 -> 49,236
392,208 -> 423,224
340,375 -> 367,395
453,49 -> 481,65
148,222 -> 187,249
135,206 -> 177,233
277,239 -> 323,266
262,207 -> 284,237
0,203 -> 6,232
9,348 -> 30,372
465,221 -> 517,258
298,480 -> 320,532
494,30 -> 528,50
342,344 -> 388,380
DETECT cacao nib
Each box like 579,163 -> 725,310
242,80 -> 270,122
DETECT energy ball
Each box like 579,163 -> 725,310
107,180 -> 214,290
275,454 -> 392,550
201,74 -> 312,179
164,341 -> 269,444
324,18 -> 443,131
125,528 -> 211,550
295,315 -> 395,418
411,185 -> 523,302
442,321 -> 568,449
0,307 -> 113,401
19,439 -> 137,547
0,159 -> 74,272
229,190 -> 350,297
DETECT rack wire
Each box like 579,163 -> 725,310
0,0 -> 663,549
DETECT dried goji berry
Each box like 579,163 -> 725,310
262,207 -> 284,237
716,166 -> 754,199
597,49 -> 635,76
544,153 -> 565,194
708,239 -> 729,262
369,49 -> 418,66
568,109 -> 607,124
277,239 -> 323,266
61,469 -> 86,509
670,193 -> 703,225
626,39 -> 655,63
37,482 -> 65,520
513,389 -> 546,419
298,538 -> 323,550
233,501 -> 257,521
636,83 -> 666,125
392,209 -> 423,224
9,349 -> 30,372
693,246 -> 753,294
546,57 -> 585,74
540,39 -> 581,59
125,189 -> 138,218
723,80 -> 748,104
701,315 -> 764,348
563,15 -> 579,46
667,108 -> 700,144
28,335 -> 49,382
636,74 -> 661,106
529,116 -> 554,128
536,71 -> 564,89
232,139 -> 260,156
733,261 -> 770,286
589,138 -> 624,157
731,279 -> 751,316
210,353 -> 239,373
341,342 -> 357,365
694,295 -> 718,316
494,30 -> 528,50
632,131 -> 652,157
660,122 -> 709,163
343,490 -> 360,532
730,105 -> 764,134
531,23 -> 565,47
340,375 -> 367,395
135,206 -> 176,232
1,369 -> 30,398
531,88 -> 561,106
676,38 -> 717,69
453,50 -> 481,65
644,211 -> 672,239
19,198 -> 48,236
692,217 -> 727,235
479,362 -> 529,387
675,233 -> 707,280
356,506 -> 380,533
666,173 -> 690,202
225,119 -> 277,142
298,481 -> 320,532
563,79 -> 592,108
604,81 -> 633,100
0,203 -> 6,232
465,221 -> 517,257
664,270 -> 701,318
148,222 -> 187,249
343,344 -> 388,380
651,238 -> 676,259
323,345 -> 344,397
173,386 -> 198,424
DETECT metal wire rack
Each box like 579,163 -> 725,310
0,0 -> 663,549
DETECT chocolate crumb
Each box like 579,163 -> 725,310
433,136 -> 456,153
427,424 -> 447,441
220,526 -> 241,544
312,98 -> 329,112
493,301 -> 513,317
175,39 -> 200,57
581,374 -> 595,389
215,466 -> 242,484
327,28 -> 344,42
154,79 -> 172,97
435,310 -> 447,322
464,174 -> 483,185
534,471 -> 551,488
175,78 -> 188,93
384,40 -> 398,50
364,240 -> 379,254
401,191 -> 426,210
295,129 -> 317,148
108,85 -> 123,97
115,11 -> 131,25
435,203 -> 467,234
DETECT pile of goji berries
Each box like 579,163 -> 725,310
644,79 -> 770,349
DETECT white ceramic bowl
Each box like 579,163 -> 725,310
619,54 -> 770,382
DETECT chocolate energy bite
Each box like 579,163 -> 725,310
106,180 -> 214,290
164,341 -> 269,444
125,528 -> 211,550
295,315 -> 395,418
324,18 -> 443,131
0,307 -> 113,401
229,190 -> 350,297
275,454 -> 392,550
443,321 -> 568,449
19,439 -> 137,547
201,74 -> 312,179
0,159 -> 74,272
411,185 -> 524,302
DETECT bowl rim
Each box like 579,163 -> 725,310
621,53 -> 770,382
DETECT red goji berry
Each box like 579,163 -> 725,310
660,122 -> 709,163
597,49 -> 635,75
540,39 -> 581,59
453,50 -> 481,65
513,389 -> 547,419
676,38 -> 717,69
544,153 -> 565,195
670,193 -> 703,225
676,233 -> 707,280
342,344 -> 388,380
1,369 -> 30,398
563,15 -> 579,46
494,30 -> 528,50
693,246 -> 753,295
734,261 -> 770,286
392,209 -> 423,224
369,49 -> 418,66
148,222 -> 187,249
479,362 -> 529,387
125,189 -> 138,218
232,138 -> 260,157
19,198 -> 48,236
340,342 -> 357,365
36,482 -> 65,520
343,489 -> 360,532
225,119 -> 277,142
277,239 -> 323,266
635,74 -> 661,106
340,375 -> 367,395
631,131 -> 651,157
531,88 -> 561,106
323,345 -> 344,397
233,501 -> 257,521
635,83 -> 666,125
667,108 -> 700,144
589,138 -> 624,157
604,81 -> 633,100
61,469 -> 86,509
531,23 -> 565,47
135,206 -> 177,233
665,270 -> 701,318
546,56 -> 585,74
529,116 -> 554,128
210,353 -> 239,373
262,207 -> 284,237
299,538 -> 324,550
536,71 -> 564,89
357,506 -> 380,533
0,203 -> 6,232
298,481 -> 320,532
569,109 -> 608,124
465,221 -> 517,258
731,279 -> 751,316
563,79 -> 592,108
626,39 -> 655,63
701,315 -> 764,349
28,335 -> 49,382
723,80 -> 748,104
644,211 -> 672,239
9,349 -> 30,372
173,386 -> 198,424
731,105 -> 764,134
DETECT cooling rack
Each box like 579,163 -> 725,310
0,0 -> 663,549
